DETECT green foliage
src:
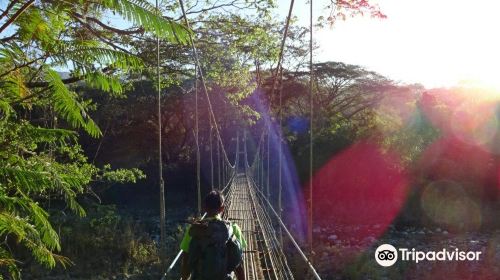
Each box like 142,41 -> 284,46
97,0 -> 190,43
46,69 -> 102,137
99,164 -> 146,183
378,104 -> 440,165
37,205 -> 160,278
85,71 -> 124,95
132,1 -> 280,119
0,118 -> 145,278
0,0 -> 183,277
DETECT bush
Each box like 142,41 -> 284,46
22,203 -> 160,279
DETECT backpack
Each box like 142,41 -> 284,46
188,219 -> 243,280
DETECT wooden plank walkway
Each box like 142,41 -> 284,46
224,174 -> 265,280
223,173 -> 294,280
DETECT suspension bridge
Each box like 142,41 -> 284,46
162,130 -> 321,280
155,0 -> 321,277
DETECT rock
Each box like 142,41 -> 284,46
443,230 -> 449,235
363,236 -> 376,244
328,234 -> 338,241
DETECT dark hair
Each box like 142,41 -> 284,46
204,190 -> 224,211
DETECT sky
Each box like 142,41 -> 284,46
3,0 -> 497,89
276,0 -> 500,89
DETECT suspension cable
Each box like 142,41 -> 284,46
247,173 -> 322,280
308,0 -> 315,258
235,131 -> 240,171
269,0 -> 296,98
245,132 -> 293,279
217,131 -> 221,189
178,0 -> 234,168
260,140 -> 264,190
278,0 -> 295,248
209,122 -> 214,189
247,136 -> 322,280
194,64 -> 202,215
155,0 -> 167,274
266,130 -> 270,199
250,131 -> 265,169
263,0 -> 296,220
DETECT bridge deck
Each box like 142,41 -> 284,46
224,174 -> 265,280
223,173 -> 293,280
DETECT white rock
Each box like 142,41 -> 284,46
328,234 -> 338,241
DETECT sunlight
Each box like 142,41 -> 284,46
297,0 -> 500,88
458,79 -> 500,100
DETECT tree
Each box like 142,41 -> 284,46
322,0 -> 386,26
272,62 -> 394,134
0,0 -> 188,278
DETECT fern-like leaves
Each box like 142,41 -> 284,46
98,0 -> 190,43
46,69 -> 102,137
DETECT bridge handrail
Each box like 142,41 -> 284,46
247,174 -> 323,280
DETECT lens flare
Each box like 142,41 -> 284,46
421,180 -> 482,232
312,141 -> 408,249
419,137 -> 497,197
375,87 -> 419,134
421,87 -> 500,154
450,102 -> 498,148
247,88 -> 307,239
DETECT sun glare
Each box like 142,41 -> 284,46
307,0 -> 500,89
457,79 -> 500,100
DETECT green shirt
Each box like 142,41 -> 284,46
180,214 -> 247,253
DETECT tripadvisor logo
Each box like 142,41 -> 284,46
375,244 -> 398,267
374,244 -> 482,267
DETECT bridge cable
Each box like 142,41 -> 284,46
217,130 -> 221,189
254,0 -> 296,251
308,0 -> 315,258
155,0 -> 167,274
247,174 -> 322,280
247,140 -> 319,278
209,122 -> 214,189
278,0 -> 295,249
248,133 -> 295,279
247,140 -> 317,279
194,64 -> 202,215
178,0 -> 234,168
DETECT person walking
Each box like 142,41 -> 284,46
180,190 -> 246,280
